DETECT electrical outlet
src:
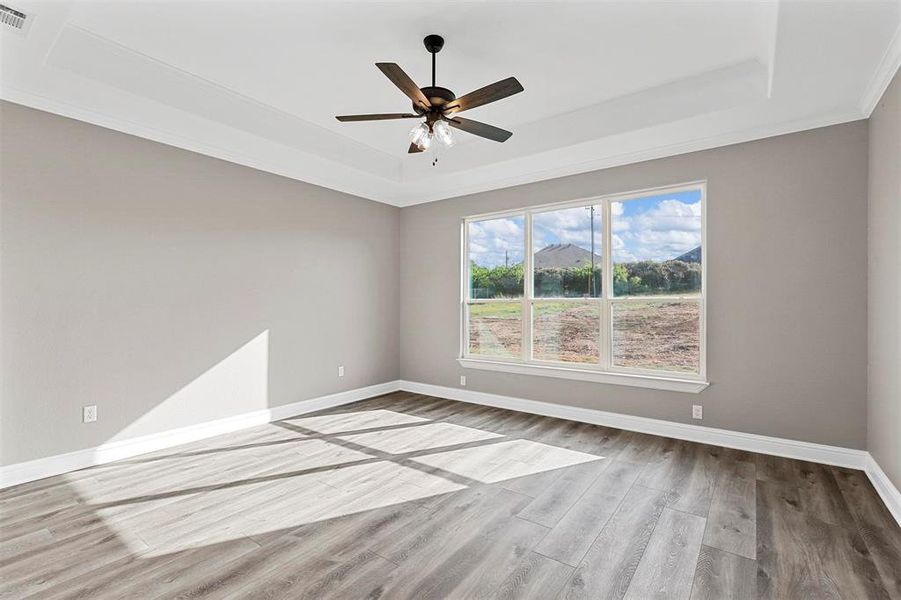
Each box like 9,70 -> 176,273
83,405 -> 97,423
460,375 -> 466,386
692,405 -> 703,420
337,366 -> 345,377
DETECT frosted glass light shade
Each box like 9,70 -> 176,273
434,120 -> 454,147
410,122 -> 431,149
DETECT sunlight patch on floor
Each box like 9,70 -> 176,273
284,409 -> 429,434
70,437 -> 373,506
410,439 -> 604,483
338,422 -> 503,454
127,459 -> 465,555
70,420 -> 603,557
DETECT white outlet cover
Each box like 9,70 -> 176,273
83,405 -> 97,423
692,405 -> 703,419
337,366 -> 344,377
460,375 -> 466,386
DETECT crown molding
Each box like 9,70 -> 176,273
391,108 -> 865,207
861,23 -> 901,117
1,86 -> 865,209
0,85 -> 406,206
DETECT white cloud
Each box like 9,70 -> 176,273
533,205 -> 602,253
632,199 -> 701,233
613,199 -> 701,261
468,217 -> 524,267
611,234 -> 638,262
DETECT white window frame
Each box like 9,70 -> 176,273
459,181 -> 708,393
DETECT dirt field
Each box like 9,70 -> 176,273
468,300 -> 699,373
533,303 -> 599,363
468,303 -> 523,358
612,301 -> 700,373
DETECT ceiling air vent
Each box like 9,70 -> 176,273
1,4 -> 29,33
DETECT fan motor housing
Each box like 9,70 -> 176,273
423,34 -> 444,54
415,86 -> 456,113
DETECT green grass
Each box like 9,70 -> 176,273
469,302 -> 522,317
469,301 -> 596,318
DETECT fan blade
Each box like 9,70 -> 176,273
336,113 -> 420,122
376,63 -> 431,109
408,143 -> 423,154
448,117 -> 513,143
445,77 -> 523,115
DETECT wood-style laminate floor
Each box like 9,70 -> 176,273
2,391 -> 900,599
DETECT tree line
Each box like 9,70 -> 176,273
470,260 -> 701,298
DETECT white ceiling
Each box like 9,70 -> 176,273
2,1 -> 899,206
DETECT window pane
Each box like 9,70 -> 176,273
533,205 -> 602,298
612,191 -> 702,296
468,303 -> 522,358
468,216 -> 524,299
612,301 -> 700,373
533,302 -> 600,364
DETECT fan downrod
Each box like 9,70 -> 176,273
417,34 -> 453,112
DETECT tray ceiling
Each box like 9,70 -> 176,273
2,1 -> 899,206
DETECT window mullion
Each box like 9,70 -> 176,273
523,211 -> 533,364
601,199 -> 612,370
461,221 -> 469,359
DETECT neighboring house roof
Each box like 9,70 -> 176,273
534,244 -> 601,269
675,246 -> 702,263
533,243 -> 701,268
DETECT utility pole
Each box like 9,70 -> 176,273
505,250 -> 509,268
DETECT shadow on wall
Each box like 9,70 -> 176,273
111,330 -> 270,442
0,329 -> 271,466
0,101 -> 399,469
0,326 -> 273,474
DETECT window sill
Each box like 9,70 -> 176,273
457,358 -> 709,394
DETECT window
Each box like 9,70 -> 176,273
461,183 -> 706,391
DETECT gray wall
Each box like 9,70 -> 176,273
400,121 -> 869,449
0,99 -> 877,466
867,70 -> 901,488
0,102 -> 400,465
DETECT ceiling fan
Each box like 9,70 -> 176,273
336,34 -> 524,156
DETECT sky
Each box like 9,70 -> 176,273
468,189 -> 702,267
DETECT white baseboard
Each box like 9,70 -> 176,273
0,380 -> 401,489
865,453 -> 901,527
399,380 -> 901,527
6,378 -> 899,529
398,380 -> 868,469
